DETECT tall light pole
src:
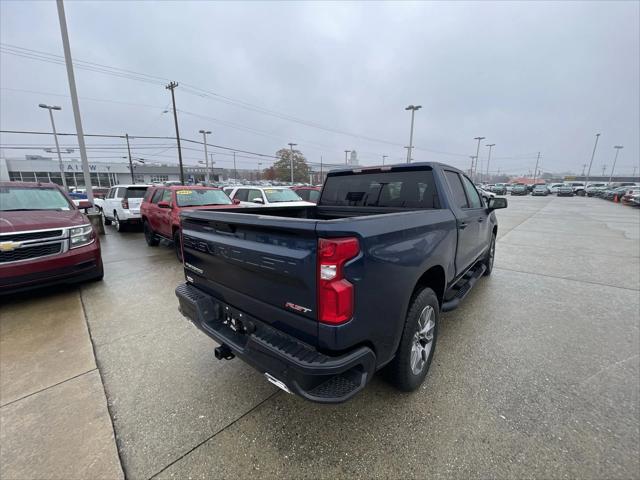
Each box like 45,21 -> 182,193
233,151 -> 237,182
258,162 -> 263,181
473,136 -> 485,182
382,155 -> 388,165
344,150 -> 351,165
485,144 -> 495,182
533,152 -> 541,184
405,105 -> 422,163
199,129 -> 211,183
608,145 -> 624,183
209,153 -> 215,181
469,156 -> 476,178
288,143 -> 297,183
56,0 -> 92,202
165,81 -> 184,184
125,133 -> 134,183
39,103 -> 67,190
585,133 -> 601,185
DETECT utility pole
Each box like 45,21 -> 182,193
382,155 -> 388,165
166,81 -> 184,184
288,143 -> 297,183
258,162 -> 262,181
533,152 -> 541,184
320,155 -> 323,183
39,104 -> 68,190
585,133 -> 600,187
125,133 -> 134,183
233,151 -> 237,182
581,164 -> 587,177
199,130 -> 211,183
473,136 -> 485,182
633,165 -> 637,178
210,153 -> 215,181
56,0 -> 93,203
485,144 -> 495,182
344,150 -> 351,165
608,145 -> 624,183
469,156 -> 476,178
405,105 -> 422,163
601,164 -> 607,177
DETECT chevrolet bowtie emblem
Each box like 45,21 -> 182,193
0,241 -> 21,252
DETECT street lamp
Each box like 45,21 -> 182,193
39,103 -> 67,190
609,145 -> 624,183
473,136 -> 485,182
382,155 -> 388,165
199,130 -> 212,183
485,144 -> 495,181
405,105 -> 422,163
344,150 -> 351,165
288,143 -> 297,183
585,133 -> 601,185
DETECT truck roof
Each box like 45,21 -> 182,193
327,162 -> 461,176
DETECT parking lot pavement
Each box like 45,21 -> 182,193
2,196 -> 638,479
0,291 -> 123,479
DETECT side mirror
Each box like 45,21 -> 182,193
488,197 -> 508,210
158,201 -> 171,209
232,198 -> 241,205
77,200 -> 92,211
251,198 -> 264,204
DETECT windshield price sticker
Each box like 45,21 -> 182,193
176,190 -> 193,195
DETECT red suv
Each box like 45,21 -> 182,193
140,185 -> 241,260
0,182 -> 103,294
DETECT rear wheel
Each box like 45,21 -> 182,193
144,221 -> 159,246
483,233 -> 496,276
113,212 -> 125,232
386,287 -> 439,392
173,230 -> 183,262
103,210 -> 112,226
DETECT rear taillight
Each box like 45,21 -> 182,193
317,237 -> 360,324
121,199 -> 129,209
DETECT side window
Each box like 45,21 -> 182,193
444,171 -> 469,209
234,189 -> 249,202
107,188 -> 115,199
143,188 -> 154,202
161,189 -> 172,203
151,189 -> 164,204
461,175 -> 482,209
247,189 -> 263,202
296,190 -> 309,201
309,190 -> 320,202
116,187 -> 125,199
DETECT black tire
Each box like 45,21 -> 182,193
386,287 -> 439,392
144,221 -> 160,246
483,233 -> 496,276
103,210 -> 112,226
173,230 -> 183,262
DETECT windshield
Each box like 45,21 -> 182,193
175,188 -> 232,206
0,186 -> 72,211
264,189 -> 303,203
534,185 -> 546,189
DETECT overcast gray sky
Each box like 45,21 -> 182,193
1,0 -> 638,175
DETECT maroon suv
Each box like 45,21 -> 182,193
0,182 -> 103,294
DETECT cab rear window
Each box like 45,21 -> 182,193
321,169 -> 440,208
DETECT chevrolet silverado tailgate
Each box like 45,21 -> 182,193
180,210 -> 319,339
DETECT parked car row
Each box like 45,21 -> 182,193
590,184 -> 640,205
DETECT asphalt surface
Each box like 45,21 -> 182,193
1,195 -> 639,479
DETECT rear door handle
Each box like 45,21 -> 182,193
458,222 -> 468,230
478,217 -> 485,223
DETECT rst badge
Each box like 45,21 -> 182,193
285,302 -> 312,314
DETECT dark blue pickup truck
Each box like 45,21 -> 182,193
176,162 -> 507,403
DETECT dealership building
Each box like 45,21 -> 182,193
0,155 -> 226,187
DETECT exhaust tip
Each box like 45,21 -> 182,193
265,373 -> 292,394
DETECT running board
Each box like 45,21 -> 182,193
441,263 -> 486,312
